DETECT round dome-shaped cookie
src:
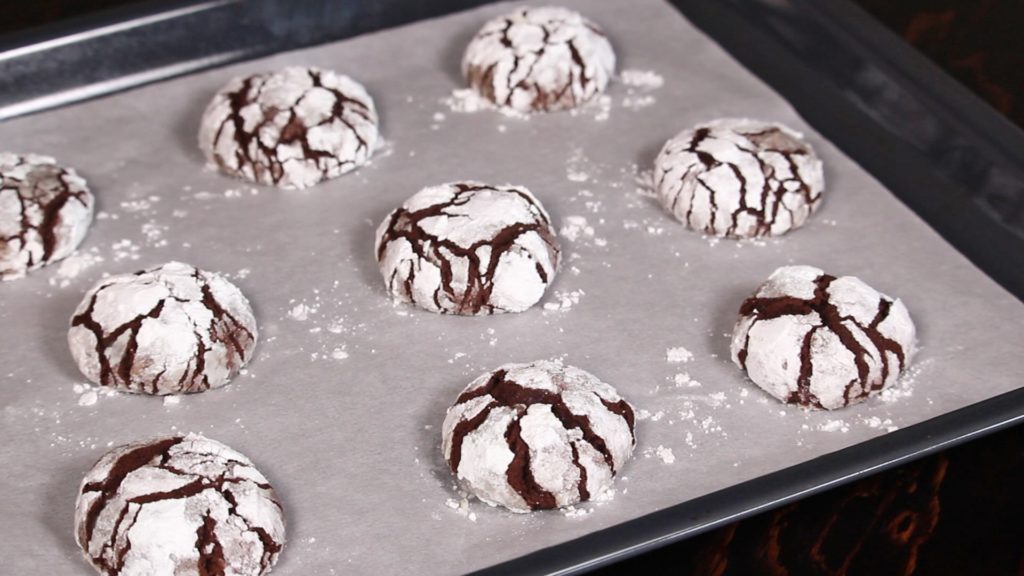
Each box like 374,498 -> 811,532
462,6 -> 615,113
375,181 -> 560,315
198,66 -> 379,189
68,261 -> 258,395
730,265 -> 916,410
74,433 -> 285,576
0,153 -> 93,280
442,360 -> 636,512
654,118 -> 824,238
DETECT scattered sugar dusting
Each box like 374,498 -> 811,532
288,303 -> 314,322
619,69 -> 663,111
642,445 -> 676,464
630,165 -> 657,198
568,94 -> 612,121
674,372 -> 701,388
543,289 -> 585,312
78,390 -> 97,407
817,419 -> 849,433
566,149 -> 592,183
48,248 -> 104,288
559,216 -> 595,242
620,69 -> 665,89
445,490 -> 478,522
666,346 -> 694,363
72,383 -> 118,406
879,356 -> 932,403
110,239 -> 141,262
562,505 -> 592,519
141,220 -> 169,247
441,89 -> 529,120
622,94 -> 656,110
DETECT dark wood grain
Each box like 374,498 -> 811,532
856,0 -> 1024,130
595,423 -> 1024,575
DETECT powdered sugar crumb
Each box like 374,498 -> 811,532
288,303 -> 314,322
568,94 -> 612,121
673,372 -> 701,388
48,249 -> 104,288
110,239 -> 140,262
879,356 -> 932,403
666,346 -> 694,363
620,69 -> 665,89
445,495 -> 478,522
72,383 -> 118,406
632,167 -> 656,198
543,289 -> 585,312
818,419 -> 850,433
622,94 -> 656,110
560,216 -> 594,242
441,89 -> 529,120
562,505 -> 592,518
78,390 -> 97,407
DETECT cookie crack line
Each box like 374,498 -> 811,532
655,120 -> 823,238
68,262 -> 257,395
736,271 -> 909,408
1,154 -> 93,279
70,290 -> 166,392
376,182 -> 560,315
79,437 -> 185,556
463,7 -> 614,113
446,365 -> 635,511
77,435 -> 284,576
202,67 -> 378,189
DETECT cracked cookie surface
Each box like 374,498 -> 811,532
0,153 -> 93,280
731,265 -> 916,410
198,66 -> 379,189
74,433 -> 285,576
462,6 -> 615,113
68,261 -> 258,395
654,118 -> 824,238
442,360 -> 635,512
375,181 -> 560,315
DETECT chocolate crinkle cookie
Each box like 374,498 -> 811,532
442,360 -> 636,513
198,66 -> 379,189
375,181 -> 560,315
0,153 -> 93,280
731,265 -> 916,410
68,261 -> 258,395
74,434 -> 285,576
654,118 -> 824,238
463,6 -> 615,113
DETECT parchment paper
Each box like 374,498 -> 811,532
1,1 -> 1022,574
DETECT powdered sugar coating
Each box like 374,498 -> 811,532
375,182 -> 560,315
74,434 -> 285,576
462,6 -> 615,113
654,118 -> 824,238
0,153 -> 93,280
731,265 -> 916,410
68,261 -> 258,395
198,66 -> 379,189
442,360 -> 636,512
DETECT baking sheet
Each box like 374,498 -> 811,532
1,0 -> 1022,574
